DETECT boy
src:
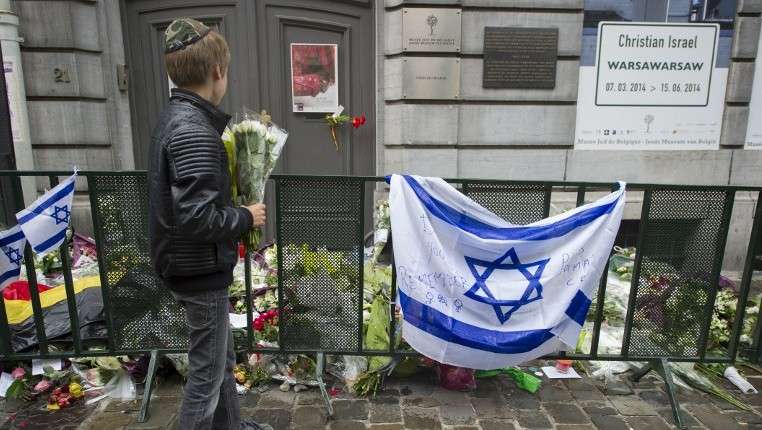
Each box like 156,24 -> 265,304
147,18 -> 268,430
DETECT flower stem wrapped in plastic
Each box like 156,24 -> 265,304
228,110 -> 288,251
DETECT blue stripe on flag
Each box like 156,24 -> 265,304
0,230 -> 24,247
399,290 -> 589,354
565,290 -> 592,326
17,180 -> 75,225
0,268 -> 20,286
403,176 -> 620,241
32,229 -> 66,254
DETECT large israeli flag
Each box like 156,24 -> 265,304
390,175 -> 625,370
0,226 -> 26,290
15,173 -> 76,257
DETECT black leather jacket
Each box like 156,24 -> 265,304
148,89 -> 253,292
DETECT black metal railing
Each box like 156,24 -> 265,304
0,170 -> 760,426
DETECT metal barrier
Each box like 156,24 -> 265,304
0,171 -> 760,428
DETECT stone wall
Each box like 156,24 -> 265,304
14,0 -> 132,234
378,0 -> 762,270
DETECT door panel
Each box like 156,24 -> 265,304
254,0 -> 374,176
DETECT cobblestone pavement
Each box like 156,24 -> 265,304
3,364 -> 762,429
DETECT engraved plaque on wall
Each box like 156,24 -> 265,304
402,57 -> 460,100
402,8 -> 462,53
483,27 -> 558,89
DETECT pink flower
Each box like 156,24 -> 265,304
33,379 -> 52,393
11,367 -> 25,380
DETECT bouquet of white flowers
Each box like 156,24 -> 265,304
223,110 -> 288,251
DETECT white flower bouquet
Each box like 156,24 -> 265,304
224,110 -> 288,251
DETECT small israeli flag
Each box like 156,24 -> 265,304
0,226 -> 26,290
16,173 -> 76,257
390,175 -> 625,370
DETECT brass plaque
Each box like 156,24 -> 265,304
483,27 -> 558,89
402,8 -> 462,53
402,57 -> 460,100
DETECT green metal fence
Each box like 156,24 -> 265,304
0,171 -> 761,428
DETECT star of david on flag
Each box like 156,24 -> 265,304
16,173 -> 76,257
389,175 -> 625,370
0,225 -> 27,290
465,248 -> 549,324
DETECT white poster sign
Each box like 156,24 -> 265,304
745,28 -> 762,149
290,43 -> 339,113
576,22 -> 726,150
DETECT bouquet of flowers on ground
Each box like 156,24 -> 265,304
223,110 -> 288,251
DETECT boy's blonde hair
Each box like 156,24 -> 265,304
165,30 -> 230,87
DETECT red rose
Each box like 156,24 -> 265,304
360,113 -> 366,125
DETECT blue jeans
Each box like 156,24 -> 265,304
171,287 -> 240,430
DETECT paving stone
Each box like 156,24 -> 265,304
656,408 -> 703,428
570,387 -> 606,402
711,395 -> 745,411
296,391 -> 323,406
292,406 -> 328,427
471,395 -> 514,419
625,416 -> 672,430
439,404 -> 476,425
240,392 -> 262,408
431,388 -> 469,406
369,403 -> 402,423
375,388 -> 400,397
104,400 -> 141,413
556,426 -> 597,430
564,379 -> 597,391
504,389 -> 541,410
516,410 -> 553,429
367,425 -> 404,430
402,396 -> 440,408
629,375 -> 659,389
451,427 -> 479,430
472,379 -> 502,398
590,415 -> 630,430
609,396 -> 658,416
688,404 -> 744,430
257,389 -> 296,409
398,380 -> 435,397
80,413 -> 135,430
332,400 -> 369,421
330,421 -> 366,430
637,389 -> 668,406
583,404 -> 618,416
126,399 -> 179,430
544,403 -> 590,425
402,407 -> 441,429
247,408 -> 291,430
676,387 -> 709,404
478,419 -> 518,430
368,396 -> 398,405
725,410 -> 762,425
742,392 -> 762,407
538,382 -> 573,402
604,380 -> 634,396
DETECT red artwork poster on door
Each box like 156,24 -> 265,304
290,43 -> 338,112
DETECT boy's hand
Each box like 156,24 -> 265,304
245,204 -> 266,226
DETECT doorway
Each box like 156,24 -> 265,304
121,0 -> 375,176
